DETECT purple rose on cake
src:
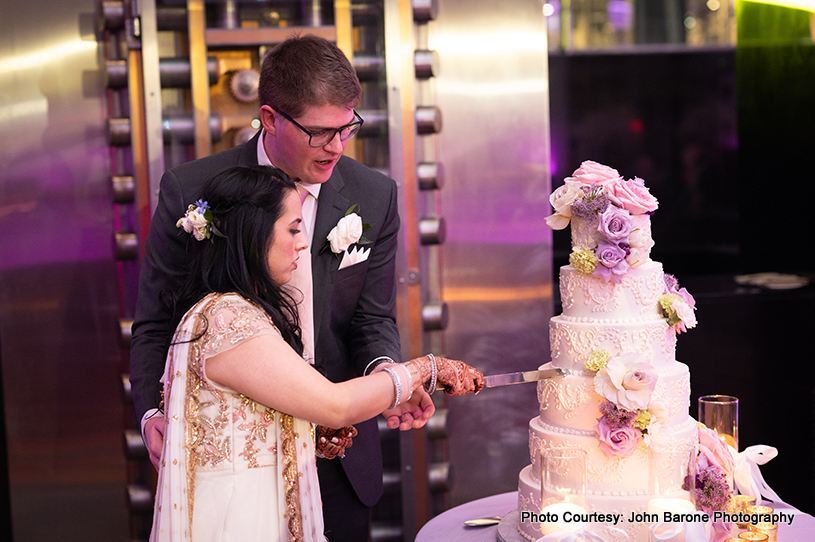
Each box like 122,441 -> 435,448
596,418 -> 642,458
594,352 -> 658,410
594,241 -> 631,282
597,206 -> 634,241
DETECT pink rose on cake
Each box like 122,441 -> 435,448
544,181 -> 583,230
596,419 -> 642,458
565,160 -> 623,186
594,352 -> 658,410
604,176 -> 659,215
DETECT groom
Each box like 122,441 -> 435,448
129,34 -> 433,540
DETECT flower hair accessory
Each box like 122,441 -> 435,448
176,199 -> 225,241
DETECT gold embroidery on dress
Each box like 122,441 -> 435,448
176,293 -> 283,533
281,413 -> 303,541
238,404 -> 276,468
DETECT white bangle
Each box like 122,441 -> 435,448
364,356 -> 394,376
374,364 -> 402,409
423,353 -> 438,394
399,363 -> 414,402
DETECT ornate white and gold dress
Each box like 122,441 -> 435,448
149,293 -> 325,542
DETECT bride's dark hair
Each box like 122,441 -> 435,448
171,165 -> 303,355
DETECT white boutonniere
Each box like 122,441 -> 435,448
322,204 -> 373,256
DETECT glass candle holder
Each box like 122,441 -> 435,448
744,504 -> 774,520
539,447 -> 588,535
728,495 -> 756,526
738,532 -> 769,542
647,443 -> 697,542
748,524 -> 777,542
698,395 -> 739,450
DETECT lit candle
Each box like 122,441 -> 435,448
728,495 -> 756,527
748,523 -> 777,542
744,504 -> 774,517
539,502 -> 588,535
737,532 -> 769,541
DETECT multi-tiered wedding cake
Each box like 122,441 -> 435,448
517,161 -> 699,542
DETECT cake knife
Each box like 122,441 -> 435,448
437,367 -> 565,391
483,367 -> 565,387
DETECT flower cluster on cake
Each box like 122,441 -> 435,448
517,161 -> 783,542
517,161 -> 701,542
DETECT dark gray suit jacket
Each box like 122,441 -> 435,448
129,131 -> 401,506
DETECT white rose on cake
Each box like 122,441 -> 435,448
544,181 -> 583,230
625,217 -> 655,268
594,352 -> 658,411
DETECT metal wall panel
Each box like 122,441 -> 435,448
430,0 -> 554,506
0,0 -> 129,539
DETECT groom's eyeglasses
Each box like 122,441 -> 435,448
274,108 -> 364,148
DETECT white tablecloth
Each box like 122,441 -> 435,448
415,491 -> 814,542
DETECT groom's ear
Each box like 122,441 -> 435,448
259,105 -> 277,135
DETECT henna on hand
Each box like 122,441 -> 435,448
435,357 -> 484,395
315,425 -> 357,459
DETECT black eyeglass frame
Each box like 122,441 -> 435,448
273,108 -> 364,148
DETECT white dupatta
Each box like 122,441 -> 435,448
149,299 -> 206,541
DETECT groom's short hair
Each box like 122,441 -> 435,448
259,34 -> 361,118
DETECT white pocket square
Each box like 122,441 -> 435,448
338,246 -> 370,270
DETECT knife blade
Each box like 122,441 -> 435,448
436,367 -> 565,391
483,367 -> 565,388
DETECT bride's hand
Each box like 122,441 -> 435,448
435,356 -> 484,395
315,425 -> 357,459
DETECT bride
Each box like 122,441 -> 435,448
149,165 -> 483,541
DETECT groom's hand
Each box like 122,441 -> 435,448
382,387 -> 435,431
144,416 -> 165,471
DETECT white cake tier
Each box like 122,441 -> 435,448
517,464 -> 651,542
550,315 -> 676,371
560,261 -> 665,321
536,362 -> 691,434
517,416 -> 697,542
526,414 -> 697,494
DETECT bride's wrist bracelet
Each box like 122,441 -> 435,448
373,363 -> 403,409
398,363 -> 413,402
423,353 -> 438,394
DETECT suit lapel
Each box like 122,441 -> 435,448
311,165 -> 349,345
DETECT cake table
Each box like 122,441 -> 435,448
414,491 -> 815,542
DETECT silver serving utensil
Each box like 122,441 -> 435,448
464,516 -> 502,527
439,367 -> 565,391
482,367 -> 565,387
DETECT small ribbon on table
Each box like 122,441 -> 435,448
537,525 -> 629,542
733,444 -> 783,505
